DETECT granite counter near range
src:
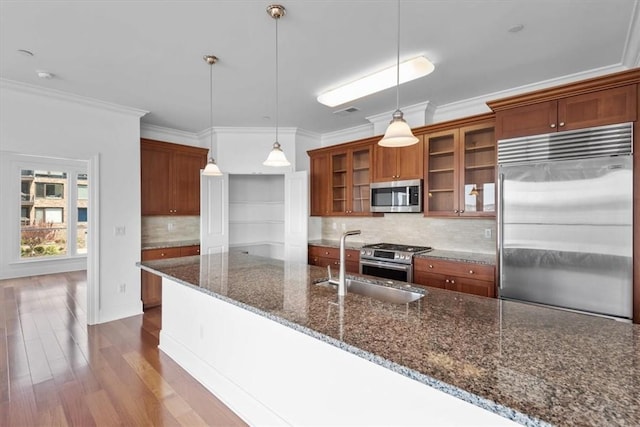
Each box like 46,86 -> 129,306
141,239 -> 200,251
140,253 -> 640,426
308,239 -> 496,265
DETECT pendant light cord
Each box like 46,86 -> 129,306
395,0 -> 400,111
275,16 -> 279,143
209,61 -> 214,152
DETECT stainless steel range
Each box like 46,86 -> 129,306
359,243 -> 433,283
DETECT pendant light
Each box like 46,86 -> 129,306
378,0 -> 419,148
202,55 -> 223,176
263,4 -> 291,167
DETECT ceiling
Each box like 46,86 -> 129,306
1,0 -> 639,136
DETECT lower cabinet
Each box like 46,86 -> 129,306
308,245 -> 360,274
413,257 -> 496,298
141,245 -> 200,308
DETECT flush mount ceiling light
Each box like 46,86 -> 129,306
379,0 -> 421,148
263,4 -> 291,167
36,70 -> 54,79
202,55 -> 223,176
317,56 -> 434,108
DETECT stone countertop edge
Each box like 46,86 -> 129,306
141,239 -> 200,250
137,262 -> 546,427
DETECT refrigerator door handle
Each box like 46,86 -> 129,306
497,172 -> 504,289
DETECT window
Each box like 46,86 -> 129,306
20,166 -> 86,259
77,207 -> 87,222
21,207 -> 30,225
78,184 -> 88,200
35,182 -> 64,199
35,207 -> 64,223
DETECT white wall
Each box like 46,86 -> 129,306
215,127 -> 297,174
0,79 -> 146,324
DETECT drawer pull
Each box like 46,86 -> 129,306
469,270 -> 474,274
325,251 -> 330,255
429,264 -> 433,268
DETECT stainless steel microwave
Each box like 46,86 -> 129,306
370,179 -> 422,213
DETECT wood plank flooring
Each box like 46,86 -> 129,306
0,271 -> 246,426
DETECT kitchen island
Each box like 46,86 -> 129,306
139,252 -> 639,426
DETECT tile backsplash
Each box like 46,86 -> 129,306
142,215 -> 200,244
321,214 -> 496,254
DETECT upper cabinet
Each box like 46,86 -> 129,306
309,151 -> 330,216
308,139 -> 378,217
372,138 -> 424,182
141,139 -> 208,216
489,71 -> 639,140
424,118 -> 495,218
329,143 -> 374,216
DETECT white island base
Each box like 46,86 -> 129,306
160,278 -> 518,426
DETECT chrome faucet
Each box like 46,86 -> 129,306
337,230 -> 361,297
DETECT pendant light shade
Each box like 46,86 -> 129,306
263,4 -> 291,167
379,0 -> 418,147
379,109 -> 419,147
202,54 -> 223,176
263,141 -> 290,166
202,159 -> 222,176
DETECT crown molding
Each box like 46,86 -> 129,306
213,126 -> 299,137
0,78 -> 148,118
320,123 -> 373,147
141,123 -> 202,146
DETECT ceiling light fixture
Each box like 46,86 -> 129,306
379,0 -> 420,148
317,56 -> 434,108
202,55 -> 223,176
263,4 -> 291,167
36,70 -> 54,79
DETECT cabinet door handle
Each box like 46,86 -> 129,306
469,270 -> 474,274
451,280 -> 455,284
454,209 -> 459,213
559,122 -> 565,127
460,210 -> 465,213
429,264 -> 433,269
445,279 -> 450,283
550,123 -> 556,128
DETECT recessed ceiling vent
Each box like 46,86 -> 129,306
333,106 -> 360,116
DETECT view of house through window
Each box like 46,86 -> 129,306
20,169 -> 88,258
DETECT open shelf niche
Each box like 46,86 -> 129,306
228,174 -> 285,260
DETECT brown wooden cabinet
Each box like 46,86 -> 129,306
308,244 -> 360,274
309,152 -> 330,216
372,138 -> 424,182
424,119 -> 495,217
328,142 -> 374,216
413,257 -> 495,298
494,84 -> 637,140
141,139 -> 208,216
141,245 -> 200,308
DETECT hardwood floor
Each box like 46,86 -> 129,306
0,271 -> 246,426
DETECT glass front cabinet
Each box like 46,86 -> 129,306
329,143 -> 373,216
424,120 -> 496,217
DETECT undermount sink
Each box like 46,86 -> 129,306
316,278 -> 425,304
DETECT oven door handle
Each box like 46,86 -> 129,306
359,259 -> 411,271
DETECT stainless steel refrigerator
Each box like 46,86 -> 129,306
497,122 -> 633,319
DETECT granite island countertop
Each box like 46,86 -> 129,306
140,252 -> 639,426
